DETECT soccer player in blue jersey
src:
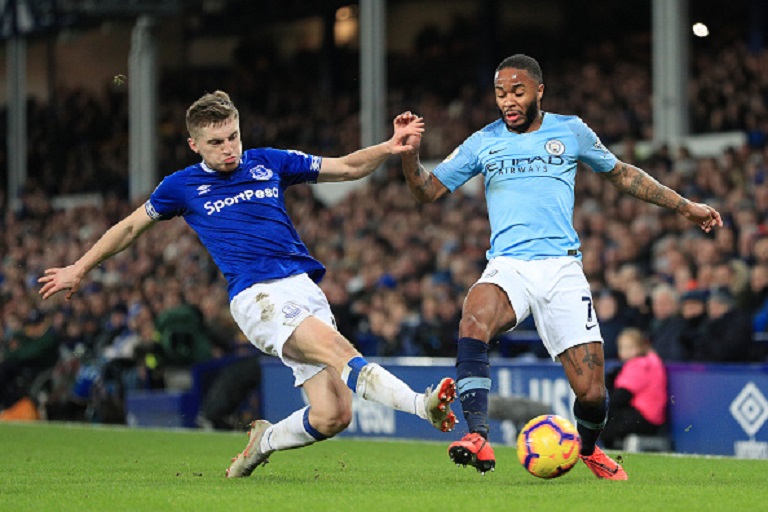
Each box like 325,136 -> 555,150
38,90 -> 458,478
397,54 -> 722,479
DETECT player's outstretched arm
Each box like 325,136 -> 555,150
317,112 -> 424,183
397,112 -> 449,204
600,161 -> 723,233
38,205 -> 156,300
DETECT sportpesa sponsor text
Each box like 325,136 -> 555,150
204,187 -> 280,215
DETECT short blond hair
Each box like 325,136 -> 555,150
185,90 -> 239,137
618,327 -> 651,352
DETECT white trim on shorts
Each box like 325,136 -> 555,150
229,273 -> 335,386
473,256 -> 603,360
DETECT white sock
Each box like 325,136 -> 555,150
260,406 -> 326,453
355,362 -> 427,418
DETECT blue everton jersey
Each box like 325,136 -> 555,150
146,148 -> 325,300
433,113 -> 618,260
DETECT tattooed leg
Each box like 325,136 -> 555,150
560,342 -> 608,455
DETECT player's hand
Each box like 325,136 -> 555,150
38,265 -> 84,301
679,201 -> 723,233
391,111 -> 424,155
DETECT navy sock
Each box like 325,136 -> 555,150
573,394 -> 608,456
456,337 -> 491,438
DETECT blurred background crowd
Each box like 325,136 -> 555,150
2,0 -> 768,427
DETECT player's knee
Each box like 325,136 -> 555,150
312,406 -> 352,436
323,413 -> 352,436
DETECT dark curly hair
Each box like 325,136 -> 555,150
496,54 -> 543,84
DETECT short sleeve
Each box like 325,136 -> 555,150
432,133 -> 483,192
146,172 -> 188,220
259,148 -> 322,187
571,117 -> 618,173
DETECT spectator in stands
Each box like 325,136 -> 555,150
593,289 -> 629,360
748,263 -> 768,335
648,283 -> 687,362
0,309 -> 59,412
153,301 -> 212,367
404,294 -> 460,357
678,288 -> 709,360
602,327 -> 668,450
354,308 -> 402,357
692,288 -> 755,362
38,91 -> 458,479
605,264 -> 646,316
710,259 -> 751,306
95,303 -> 132,360
623,280 -> 653,331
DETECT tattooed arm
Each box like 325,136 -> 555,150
402,156 -> 450,203
396,112 -> 449,204
600,161 -> 723,233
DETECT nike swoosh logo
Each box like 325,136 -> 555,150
585,324 -> 597,330
593,461 -> 618,474
489,148 -> 504,154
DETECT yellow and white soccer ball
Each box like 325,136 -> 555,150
517,414 -> 581,479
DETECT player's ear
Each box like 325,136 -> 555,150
537,83 -> 545,102
188,137 -> 199,153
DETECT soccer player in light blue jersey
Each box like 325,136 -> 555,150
39,90 -> 458,478
398,54 -> 722,479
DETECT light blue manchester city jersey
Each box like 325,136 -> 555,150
433,113 -> 617,260
146,148 -> 325,301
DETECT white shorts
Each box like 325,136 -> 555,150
230,273 -> 334,386
473,256 -> 603,360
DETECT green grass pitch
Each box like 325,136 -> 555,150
1,422 -> 765,512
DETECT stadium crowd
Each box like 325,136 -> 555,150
2,34 -> 768,424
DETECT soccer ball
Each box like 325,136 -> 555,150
517,414 -> 581,479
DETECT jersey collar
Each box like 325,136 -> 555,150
200,158 -> 242,174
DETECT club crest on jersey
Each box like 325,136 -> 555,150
249,165 -> 274,181
545,139 -> 565,156
282,303 -> 302,319
197,184 -> 212,195
593,139 -> 610,156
